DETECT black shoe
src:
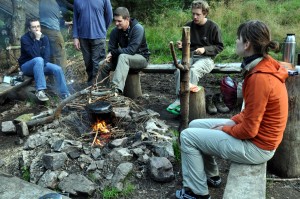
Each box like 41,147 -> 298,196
176,188 -> 211,199
213,93 -> 230,113
206,95 -> 217,115
207,176 -> 222,188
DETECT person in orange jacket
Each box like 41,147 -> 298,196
176,20 -> 288,199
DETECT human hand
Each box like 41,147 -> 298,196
73,38 -> 80,50
195,47 -> 205,55
34,31 -> 42,40
176,41 -> 182,49
106,53 -> 112,63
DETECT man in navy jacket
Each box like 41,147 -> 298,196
18,18 -> 70,101
99,7 -> 150,94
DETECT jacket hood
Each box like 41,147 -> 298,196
248,56 -> 289,83
130,18 -> 138,28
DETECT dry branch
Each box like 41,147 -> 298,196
169,41 -> 184,71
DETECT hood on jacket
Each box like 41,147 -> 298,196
248,56 -> 289,83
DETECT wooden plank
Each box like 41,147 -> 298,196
140,63 -> 242,74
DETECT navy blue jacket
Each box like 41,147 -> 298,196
108,18 -> 150,61
18,32 -> 50,66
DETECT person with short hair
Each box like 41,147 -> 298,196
98,7 -> 150,94
18,18 -> 70,101
167,0 -> 224,115
72,0 -> 113,86
176,20 -> 288,199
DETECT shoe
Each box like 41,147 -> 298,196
61,93 -> 71,100
213,93 -> 230,113
35,90 -> 49,101
206,95 -> 217,115
207,176 -> 222,188
176,188 -> 211,199
166,99 -> 180,115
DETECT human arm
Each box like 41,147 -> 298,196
202,24 -> 224,56
104,0 -> 113,29
222,74 -> 270,139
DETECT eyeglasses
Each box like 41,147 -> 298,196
30,25 -> 41,29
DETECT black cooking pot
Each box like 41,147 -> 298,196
85,101 -> 112,123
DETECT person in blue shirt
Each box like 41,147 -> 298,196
99,7 -> 150,94
72,0 -> 113,86
18,18 -> 70,101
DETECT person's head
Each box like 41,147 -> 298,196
236,20 -> 279,57
113,7 -> 130,31
191,0 -> 209,25
26,18 -> 41,33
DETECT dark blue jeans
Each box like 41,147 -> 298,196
79,38 -> 106,85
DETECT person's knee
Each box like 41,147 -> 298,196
33,57 -> 44,66
118,54 -> 129,62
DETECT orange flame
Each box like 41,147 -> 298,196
93,120 -> 109,133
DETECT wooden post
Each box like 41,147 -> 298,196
123,72 -> 142,99
268,76 -> 300,177
179,26 -> 190,131
189,86 -> 206,121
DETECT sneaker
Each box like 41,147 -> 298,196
176,188 -> 211,199
35,90 -> 49,101
167,98 -> 180,110
207,176 -> 222,188
213,93 -> 230,113
61,93 -> 71,100
206,95 -> 217,115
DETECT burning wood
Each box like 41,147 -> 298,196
91,120 -> 111,147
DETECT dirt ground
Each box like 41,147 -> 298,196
0,71 -> 300,199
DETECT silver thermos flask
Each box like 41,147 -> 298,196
282,33 -> 296,65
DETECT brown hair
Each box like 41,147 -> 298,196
191,0 -> 210,15
237,20 -> 279,57
114,7 -> 130,19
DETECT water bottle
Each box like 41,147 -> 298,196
282,34 -> 296,65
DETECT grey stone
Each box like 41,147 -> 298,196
38,170 -> 59,189
111,162 -> 133,191
110,137 -> 128,148
42,152 -> 68,170
0,172 -> 70,199
91,147 -> 101,159
1,121 -> 16,134
148,157 -> 174,182
58,174 -> 96,195
112,106 -> 131,121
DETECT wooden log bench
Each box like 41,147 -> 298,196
123,63 -> 242,121
223,162 -> 267,199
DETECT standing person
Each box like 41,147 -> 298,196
18,18 -> 70,101
39,0 -> 70,69
166,0 -> 224,115
99,7 -> 150,94
175,20 -> 288,199
72,0 -> 113,86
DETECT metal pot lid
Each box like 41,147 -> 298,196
85,101 -> 112,114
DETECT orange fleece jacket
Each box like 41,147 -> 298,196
222,56 -> 288,150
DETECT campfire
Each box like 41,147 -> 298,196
91,119 -> 112,147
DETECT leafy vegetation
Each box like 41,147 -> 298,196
21,166 -> 30,182
102,183 -> 135,199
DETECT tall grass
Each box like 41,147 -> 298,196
143,0 -> 300,64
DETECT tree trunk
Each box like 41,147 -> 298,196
11,0 -> 25,46
268,76 -> 300,177
123,72 -> 142,99
179,26 -> 190,132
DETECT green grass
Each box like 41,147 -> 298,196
142,0 -> 300,64
102,183 -> 135,199
21,166 -> 30,182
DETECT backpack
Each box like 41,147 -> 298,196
220,76 -> 238,110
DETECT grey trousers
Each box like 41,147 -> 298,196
175,56 -> 214,95
99,54 -> 148,92
180,118 -> 275,195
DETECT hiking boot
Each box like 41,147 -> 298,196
206,95 -> 217,115
35,90 -> 49,101
213,93 -> 230,113
207,176 -> 222,188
